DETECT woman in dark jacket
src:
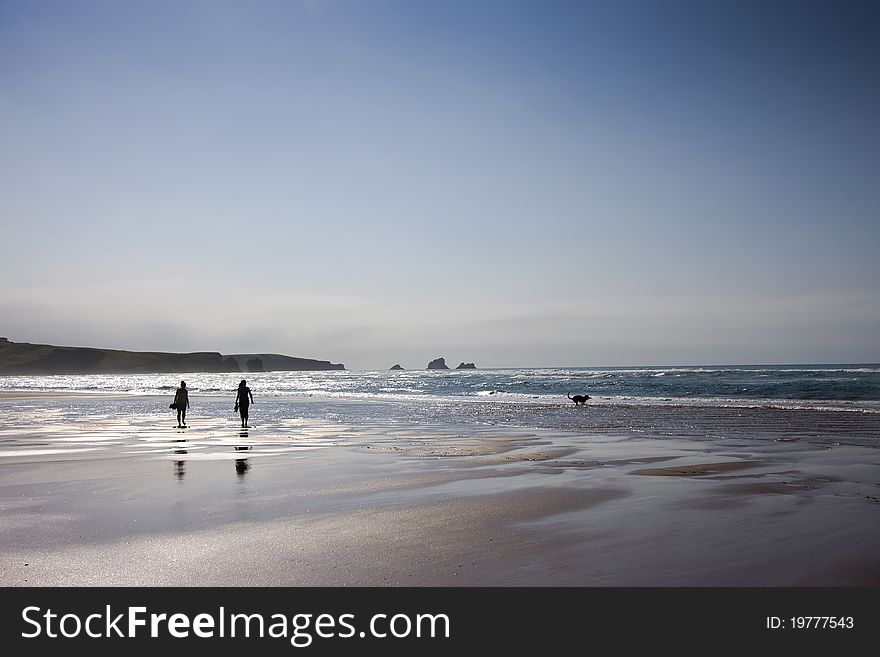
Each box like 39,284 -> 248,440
173,381 -> 190,428
234,380 -> 254,428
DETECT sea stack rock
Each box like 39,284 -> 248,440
390,364 -> 404,370
427,357 -> 449,370
456,362 -> 476,369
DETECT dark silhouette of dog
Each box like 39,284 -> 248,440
568,392 -> 591,405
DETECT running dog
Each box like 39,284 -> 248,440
568,392 -> 591,405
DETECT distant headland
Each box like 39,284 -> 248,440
0,337 -> 344,374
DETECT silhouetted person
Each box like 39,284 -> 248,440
234,379 -> 253,428
174,380 -> 190,428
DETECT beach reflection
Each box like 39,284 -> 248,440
174,439 -> 187,481
168,433 -> 254,481
235,430 -> 251,478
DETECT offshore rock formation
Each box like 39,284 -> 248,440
390,364 -> 404,370
0,339 -> 344,374
456,362 -> 476,369
427,357 -> 449,370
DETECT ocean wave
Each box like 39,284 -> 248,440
2,366 -> 879,408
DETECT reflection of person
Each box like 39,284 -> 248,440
174,381 -> 190,428
235,444 -> 251,477
234,380 -> 254,428
174,439 -> 187,480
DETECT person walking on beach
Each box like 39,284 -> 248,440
234,379 -> 254,428
174,380 -> 190,428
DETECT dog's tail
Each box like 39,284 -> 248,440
567,392 -> 573,400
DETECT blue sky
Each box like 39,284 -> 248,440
1,0 -> 878,368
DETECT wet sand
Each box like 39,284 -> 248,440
1,393 -> 879,586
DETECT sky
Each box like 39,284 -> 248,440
1,0 -> 878,369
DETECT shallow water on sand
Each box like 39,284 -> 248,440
3,392 -> 880,586
3,391 -> 880,458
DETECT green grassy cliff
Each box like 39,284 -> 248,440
0,338 -> 344,374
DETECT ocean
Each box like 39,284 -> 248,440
2,365 -> 879,448
4,365 -> 880,588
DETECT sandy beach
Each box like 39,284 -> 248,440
0,391 -> 878,587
